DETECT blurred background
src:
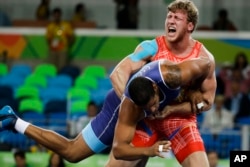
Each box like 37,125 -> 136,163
0,0 -> 250,167
1,0 -> 250,30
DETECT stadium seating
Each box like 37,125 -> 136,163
82,65 -> 107,79
24,74 -> 47,90
19,98 -> 43,114
70,100 -> 88,117
15,85 -> 40,100
47,74 -> 73,90
74,75 -> 98,91
40,87 -> 68,105
43,99 -> 67,115
0,74 -> 25,91
21,111 -> 47,127
9,63 -> 32,78
33,63 -> 57,79
47,112 -> 68,136
0,85 -> 13,99
58,65 -> 81,82
97,77 -> 112,90
68,87 -> 91,102
0,63 -> 8,77
0,85 -> 17,110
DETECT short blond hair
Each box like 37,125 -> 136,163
168,0 -> 199,32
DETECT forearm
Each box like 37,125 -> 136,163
113,144 -> 149,160
167,102 -> 193,116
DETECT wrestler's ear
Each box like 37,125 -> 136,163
187,22 -> 194,32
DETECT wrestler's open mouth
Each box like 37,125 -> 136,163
168,27 -> 176,33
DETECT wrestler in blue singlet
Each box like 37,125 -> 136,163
82,60 -> 180,153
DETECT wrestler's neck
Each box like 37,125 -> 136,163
165,36 -> 196,57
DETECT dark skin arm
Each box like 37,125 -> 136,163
155,48 -> 217,118
112,97 -> 171,160
113,57 -> 210,160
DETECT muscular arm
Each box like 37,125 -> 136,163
161,57 -> 211,89
112,97 -> 169,160
183,49 -> 217,113
110,40 -> 157,98
159,49 -> 216,116
112,97 -> 145,160
110,56 -> 147,98
197,50 -> 217,111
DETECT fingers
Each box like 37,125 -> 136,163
158,145 -> 163,152
159,141 -> 171,152
153,112 -> 164,119
196,102 -> 204,114
191,101 -> 204,114
191,102 -> 197,114
197,102 -> 204,109
156,141 -> 171,158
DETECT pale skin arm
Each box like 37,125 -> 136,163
112,97 -> 171,160
109,46 -> 151,98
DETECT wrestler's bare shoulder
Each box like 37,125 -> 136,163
200,45 -> 215,64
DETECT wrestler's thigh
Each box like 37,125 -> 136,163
181,151 -> 209,167
68,132 -> 95,161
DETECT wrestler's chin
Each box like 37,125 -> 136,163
166,35 -> 177,43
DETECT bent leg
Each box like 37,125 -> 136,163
149,118 -> 209,167
181,151 -> 209,167
171,124 -> 209,167
106,120 -> 156,167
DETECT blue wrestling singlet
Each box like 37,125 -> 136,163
82,60 -> 180,153
82,89 -> 121,153
125,60 -> 180,112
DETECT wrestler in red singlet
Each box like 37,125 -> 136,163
149,35 -> 204,163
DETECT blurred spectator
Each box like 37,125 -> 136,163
0,50 -> 8,63
233,51 -> 250,83
216,61 -> 232,95
75,101 -> 99,134
35,0 -> 50,20
13,150 -> 30,167
196,25 -> 212,31
30,143 -> 48,153
224,68 -> 248,98
212,8 -> 237,31
233,52 -> 249,71
0,9 -> 11,26
47,152 -> 65,167
113,0 -> 139,29
72,3 -> 86,22
224,80 -> 250,123
46,7 -> 75,70
207,150 -> 221,167
201,94 -> 234,135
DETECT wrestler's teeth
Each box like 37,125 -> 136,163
169,27 -> 176,33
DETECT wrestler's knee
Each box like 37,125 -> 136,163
181,151 -> 209,167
